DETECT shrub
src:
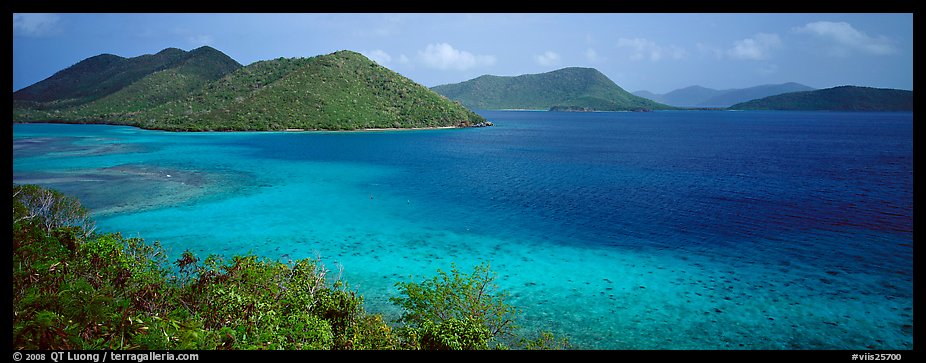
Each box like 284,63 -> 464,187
391,262 -> 517,349
13,184 -> 96,237
417,317 -> 492,350
392,262 -> 569,350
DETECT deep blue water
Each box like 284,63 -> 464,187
12,110 -> 913,349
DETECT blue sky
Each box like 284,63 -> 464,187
12,13 -> 913,94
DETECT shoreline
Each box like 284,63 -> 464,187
13,121 -> 473,133
285,126 -> 459,132
361,126 -> 458,132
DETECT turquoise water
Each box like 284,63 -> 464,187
12,110 -> 913,350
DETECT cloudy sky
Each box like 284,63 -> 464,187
12,13 -> 913,94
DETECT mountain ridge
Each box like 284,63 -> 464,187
13,47 -> 237,108
633,82 -> 816,108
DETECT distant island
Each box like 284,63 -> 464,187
431,67 -> 674,112
728,85 -> 913,111
633,82 -> 816,108
13,47 -> 487,131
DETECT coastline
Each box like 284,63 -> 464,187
14,120 -> 472,133
361,126 -> 458,132
284,126 -> 460,132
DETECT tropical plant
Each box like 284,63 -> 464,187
391,262 -> 567,350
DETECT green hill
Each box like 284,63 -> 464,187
431,67 -> 674,111
14,49 -> 486,131
728,85 -> 913,111
136,50 -> 486,131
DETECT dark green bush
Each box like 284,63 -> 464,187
417,317 -> 492,350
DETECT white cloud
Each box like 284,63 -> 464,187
417,43 -> 496,70
793,21 -> 897,56
534,51 -> 561,66
617,38 -> 686,61
585,48 -> 604,63
398,54 -> 410,64
13,13 -> 61,37
363,49 -> 392,65
726,33 -> 781,60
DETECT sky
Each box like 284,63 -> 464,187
12,13 -> 914,94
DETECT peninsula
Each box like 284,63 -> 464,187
13,48 -> 487,131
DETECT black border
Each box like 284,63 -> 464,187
9,0 -> 921,358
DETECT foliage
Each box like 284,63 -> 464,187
416,318 -> 492,350
727,85 -> 913,111
13,184 -> 96,238
391,262 -> 568,350
518,331 -> 571,350
430,67 -> 675,111
12,184 -> 395,350
12,184 -> 566,350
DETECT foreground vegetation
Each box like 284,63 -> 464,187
12,184 -> 566,350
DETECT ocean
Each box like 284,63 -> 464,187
12,110 -> 913,349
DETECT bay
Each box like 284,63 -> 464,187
12,110 -> 913,349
